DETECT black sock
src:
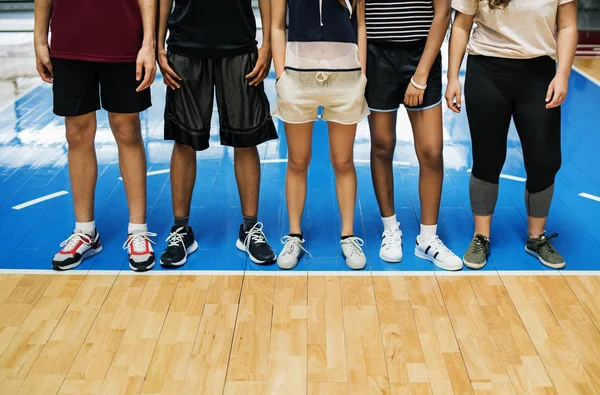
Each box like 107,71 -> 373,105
174,216 -> 189,229
289,233 -> 303,240
243,215 -> 258,231
341,235 -> 355,240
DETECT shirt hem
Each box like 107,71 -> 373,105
167,43 -> 257,59
50,51 -> 138,63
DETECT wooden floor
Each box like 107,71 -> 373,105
0,273 -> 599,394
574,57 -> 600,81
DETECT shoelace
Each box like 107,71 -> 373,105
122,231 -> 157,252
244,222 -> 268,250
537,233 -> 559,255
428,236 -> 454,258
166,227 -> 187,248
280,236 -> 314,259
343,237 -> 364,257
382,227 -> 402,249
469,235 -> 488,255
60,231 -> 93,251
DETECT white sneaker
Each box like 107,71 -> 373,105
414,235 -> 462,271
278,236 -> 312,270
341,237 -> 367,270
379,226 -> 403,263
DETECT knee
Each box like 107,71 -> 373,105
371,137 -> 395,162
417,145 -> 443,169
110,116 -> 142,147
65,117 -> 95,149
288,154 -> 311,174
330,154 -> 354,174
525,159 -> 562,193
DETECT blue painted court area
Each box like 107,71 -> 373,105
0,64 -> 599,274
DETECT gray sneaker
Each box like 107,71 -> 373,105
341,236 -> 367,270
525,233 -> 565,269
463,234 -> 490,270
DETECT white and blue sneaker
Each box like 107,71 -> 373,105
415,235 -> 462,271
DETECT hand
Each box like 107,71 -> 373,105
545,74 -> 568,109
246,46 -> 272,86
445,78 -> 462,113
35,43 -> 53,83
157,49 -> 182,90
135,44 -> 156,92
404,75 -> 426,108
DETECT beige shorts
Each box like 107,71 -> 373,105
272,69 -> 370,124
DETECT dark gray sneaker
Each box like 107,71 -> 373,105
463,234 -> 490,270
525,233 -> 565,269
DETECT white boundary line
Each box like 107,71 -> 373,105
573,64 -> 600,87
1,269 -> 599,276
579,192 -> 600,203
11,190 -> 69,210
118,168 -> 170,180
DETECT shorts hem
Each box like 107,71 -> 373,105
102,102 -> 151,115
220,118 -> 278,148
405,99 -> 442,112
322,111 -> 370,125
53,106 -> 100,117
368,107 -> 399,113
272,114 -> 319,124
164,118 -> 210,151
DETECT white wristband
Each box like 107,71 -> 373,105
410,77 -> 427,90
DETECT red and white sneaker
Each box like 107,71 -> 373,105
52,229 -> 102,271
123,230 -> 157,272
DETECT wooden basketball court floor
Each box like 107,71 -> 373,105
0,54 -> 599,395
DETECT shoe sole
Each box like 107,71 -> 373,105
463,256 -> 487,270
160,241 -> 199,268
277,251 -> 302,270
129,259 -> 156,272
235,239 -> 277,265
525,246 -> 565,269
379,250 -> 403,263
414,248 -> 462,271
53,245 -> 103,271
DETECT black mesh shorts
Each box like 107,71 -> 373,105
51,58 -> 151,117
164,51 -> 278,151
365,41 -> 442,112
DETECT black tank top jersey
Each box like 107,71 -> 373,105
287,0 -> 358,44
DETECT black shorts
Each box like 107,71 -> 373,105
164,51 -> 278,151
51,58 -> 151,117
365,41 -> 442,112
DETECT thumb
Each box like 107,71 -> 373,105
136,61 -> 143,81
546,81 -> 554,102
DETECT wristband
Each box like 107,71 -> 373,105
410,77 -> 427,90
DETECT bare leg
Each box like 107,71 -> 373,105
528,216 -> 547,236
474,215 -> 492,238
170,141 -> 197,218
407,105 -> 444,226
368,111 -> 397,218
108,112 -> 147,224
284,122 -> 314,235
328,121 -> 358,237
234,146 -> 261,217
65,113 -> 98,222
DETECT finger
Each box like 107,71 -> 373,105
163,73 -> 180,89
250,67 -> 268,86
136,66 -> 153,92
37,65 -> 52,83
455,92 -> 462,110
245,64 -> 261,79
547,92 -> 565,108
44,59 -> 53,75
546,83 -> 554,103
136,61 -> 143,82
162,63 -> 182,81
418,92 -> 424,106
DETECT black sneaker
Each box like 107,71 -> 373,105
235,222 -> 276,264
160,226 -> 199,268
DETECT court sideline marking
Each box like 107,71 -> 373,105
11,190 -> 69,210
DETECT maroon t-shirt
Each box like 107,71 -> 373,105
50,0 -> 143,63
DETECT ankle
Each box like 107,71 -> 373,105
528,230 -> 545,239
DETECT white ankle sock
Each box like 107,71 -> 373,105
382,214 -> 399,231
419,224 -> 437,242
128,223 -> 148,234
76,221 -> 95,236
